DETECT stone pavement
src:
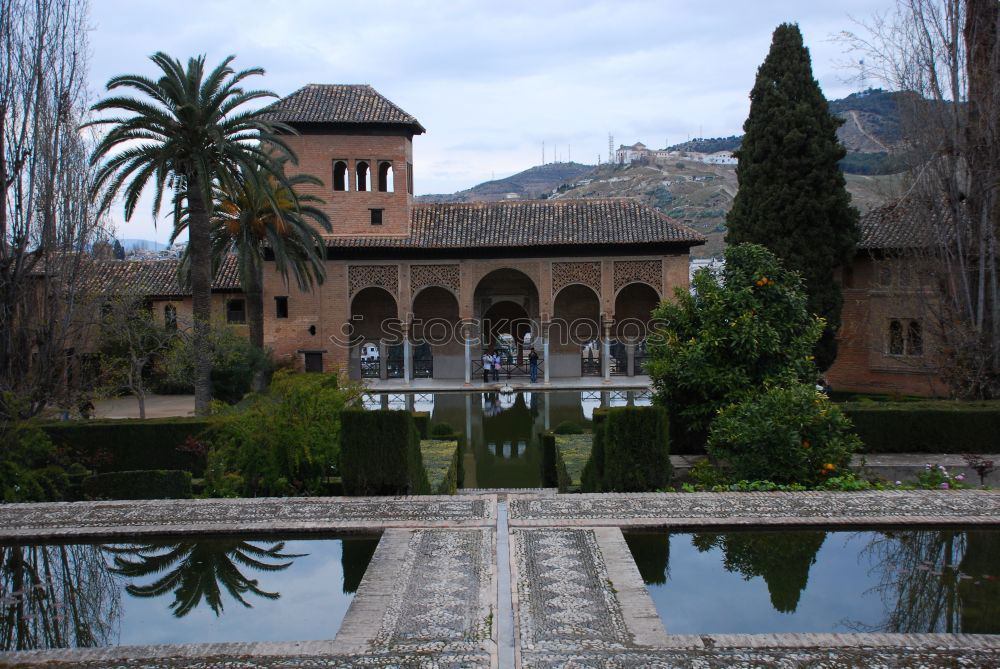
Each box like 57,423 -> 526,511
1,490 -> 999,668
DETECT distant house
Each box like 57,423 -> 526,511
826,203 -> 946,397
616,142 -> 650,164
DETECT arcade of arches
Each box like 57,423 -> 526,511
267,255 -> 690,382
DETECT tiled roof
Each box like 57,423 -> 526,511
78,255 -> 241,296
859,202 -> 938,250
325,199 -> 704,249
261,84 -> 425,133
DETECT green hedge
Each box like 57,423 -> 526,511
43,418 -> 210,476
82,469 -> 192,500
580,409 -> 608,492
602,406 -> 671,492
412,412 -> 430,439
541,432 -> 558,487
340,410 -> 429,495
843,401 -> 1000,454
421,439 -> 461,494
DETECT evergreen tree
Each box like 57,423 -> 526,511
726,23 -> 859,371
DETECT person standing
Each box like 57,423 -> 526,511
482,350 -> 492,384
529,348 -> 539,383
492,350 -> 501,382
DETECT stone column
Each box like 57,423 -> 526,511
626,342 -> 636,377
378,341 -> 388,380
406,394 -> 415,412
542,321 -> 550,385
602,323 -> 611,382
464,327 -> 472,385
403,323 -> 412,384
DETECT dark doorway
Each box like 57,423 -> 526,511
303,352 -> 324,373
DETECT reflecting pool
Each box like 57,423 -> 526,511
0,534 -> 379,650
624,528 -> 1000,635
363,390 -> 651,488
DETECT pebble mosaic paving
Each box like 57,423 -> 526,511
1,490 -> 999,667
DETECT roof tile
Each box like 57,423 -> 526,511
261,84 -> 425,132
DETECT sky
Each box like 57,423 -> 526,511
87,0 -> 898,243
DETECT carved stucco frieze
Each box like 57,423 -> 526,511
551,261 -> 602,296
411,263 -> 461,295
348,264 -> 399,297
613,259 -> 662,294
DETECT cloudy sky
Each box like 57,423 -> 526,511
88,0 -> 896,243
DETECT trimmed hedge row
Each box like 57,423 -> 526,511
412,412 -> 430,439
421,439 -> 462,494
843,401 -> 1000,454
582,407 -> 671,492
541,433 -> 594,492
82,469 -> 192,500
339,410 -> 430,495
43,418 -> 210,476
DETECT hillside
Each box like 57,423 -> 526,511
666,89 -> 915,175
418,162 -> 594,203
547,161 -> 900,259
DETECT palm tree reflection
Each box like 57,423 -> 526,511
103,540 -> 305,617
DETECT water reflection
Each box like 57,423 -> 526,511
626,529 -> 1000,634
104,540 -> 306,617
362,390 -> 652,488
1,535 -> 379,649
0,544 -> 120,650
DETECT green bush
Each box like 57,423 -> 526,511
430,422 -> 455,438
340,409 -> 429,496
552,421 -> 584,435
648,244 -> 822,452
1,407 -> 69,502
43,417 -> 211,476
843,401 -> 1000,453
602,406 -> 671,492
82,469 -> 192,500
203,371 -> 360,497
421,439 -> 461,494
412,412 -> 430,439
154,323 -> 269,403
708,383 -> 860,486
580,409 -> 608,492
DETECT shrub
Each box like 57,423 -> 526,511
552,421 -> 584,435
203,371 -> 360,497
602,406 -> 671,492
339,409 -> 429,496
540,432 -> 558,488
154,323 -> 269,403
43,418 -> 211,476
648,244 -> 822,452
82,469 -> 192,500
707,383 -> 860,486
580,409 -> 608,492
430,422 -> 455,438
843,401 -> 1000,453
1,407 -> 69,502
412,412 -> 430,439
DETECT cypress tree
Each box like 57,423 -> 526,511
726,23 -> 859,371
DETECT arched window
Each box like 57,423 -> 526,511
378,161 -> 393,192
888,319 -> 904,355
164,304 -> 177,331
907,320 -> 923,356
356,161 -> 369,192
333,160 -> 348,191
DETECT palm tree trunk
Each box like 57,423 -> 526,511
246,260 -> 267,393
187,178 -> 213,415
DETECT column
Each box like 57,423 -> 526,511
464,328 -> 472,385
542,321 -> 550,385
602,323 -> 611,382
378,341 -> 388,380
403,323 -> 412,384
626,342 -> 636,377
406,393 -> 415,412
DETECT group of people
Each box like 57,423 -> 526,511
482,348 -> 541,383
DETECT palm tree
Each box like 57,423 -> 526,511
86,53 -> 295,415
103,539 -> 305,618
175,159 -> 331,392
